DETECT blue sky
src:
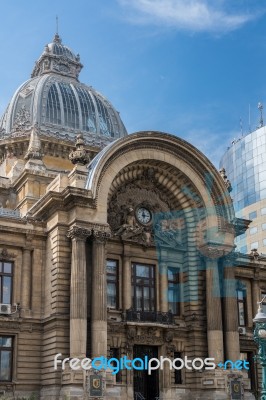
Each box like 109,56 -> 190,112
0,0 -> 266,167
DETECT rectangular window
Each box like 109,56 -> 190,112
106,260 -> 118,309
109,347 -> 122,383
240,245 -> 247,254
249,211 -> 257,220
261,208 -> 266,216
262,223 -> 266,231
0,336 -> 12,382
0,261 -> 13,304
174,352 -> 183,384
250,226 -> 258,235
237,287 -> 246,327
131,263 -> 155,312
251,242 -> 258,250
168,267 -> 180,315
240,352 -> 256,392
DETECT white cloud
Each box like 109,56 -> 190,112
118,0 -> 259,34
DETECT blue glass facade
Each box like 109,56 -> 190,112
220,127 -> 266,216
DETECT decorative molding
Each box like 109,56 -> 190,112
67,223 -> 111,241
0,248 -> 17,260
93,230 -> 112,243
67,226 -> 92,240
219,168 -> 232,193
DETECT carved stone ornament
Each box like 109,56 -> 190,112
126,326 -> 164,345
166,344 -> 176,356
69,133 -> 90,165
249,248 -> 259,260
199,244 -> 225,260
93,230 -> 112,243
13,106 -> 31,131
108,169 -> 184,248
164,330 -> 174,343
0,248 -> 16,259
24,124 -> 43,160
67,226 -> 92,240
219,168 -> 232,193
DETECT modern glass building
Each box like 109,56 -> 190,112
220,126 -> 266,254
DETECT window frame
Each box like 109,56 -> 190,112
106,259 -> 119,310
0,336 -> 13,382
173,352 -> 183,385
0,260 -> 13,305
237,283 -> 247,327
167,267 -> 180,316
131,263 -> 155,312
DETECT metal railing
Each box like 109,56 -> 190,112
135,393 -> 145,400
126,309 -> 174,324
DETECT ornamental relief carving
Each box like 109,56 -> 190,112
108,168 -> 184,248
125,326 -> 173,346
0,248 -> 16,260
13,106 -> 31,131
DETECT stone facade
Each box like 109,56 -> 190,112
0,35 -> 264,400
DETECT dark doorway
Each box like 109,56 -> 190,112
133,345 -> 160,400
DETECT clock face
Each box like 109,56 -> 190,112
136,207 -> 152,225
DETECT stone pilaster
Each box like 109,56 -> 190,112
67,226 -> 92,359
252,268 -> 260,317
122,256 -> 131,311
223,254 -> 240,361
205,257 -> 224,363
91,231 -> 111,359
21,248 -> 32,311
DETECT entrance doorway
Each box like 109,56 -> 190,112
133,345 -> 160,400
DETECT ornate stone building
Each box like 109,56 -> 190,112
0,34 -> 265,400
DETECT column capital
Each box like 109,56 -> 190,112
93,230 -> 111,243
198,243 -> 234,260
67,226 -> 92,240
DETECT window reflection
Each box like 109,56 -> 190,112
0,262 -> 13,304
132,263 -> 155,312
0,336 -> 12,381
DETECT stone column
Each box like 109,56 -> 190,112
21,248 -> 32,311
91,231 -> 110,359
123,256 -> 131,311
223,254 -> 240,361
205,257 -> 224,363
252,268 -> 260,317
67,226 -> 91,359
160,263 -> 169,313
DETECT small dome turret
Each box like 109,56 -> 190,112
31,34 -> 83,80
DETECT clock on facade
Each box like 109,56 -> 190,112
136,207 -> 152,225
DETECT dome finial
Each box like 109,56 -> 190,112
56,15 -> 59,35
53,16 -> 62,44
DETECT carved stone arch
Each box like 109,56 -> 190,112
107,159 -> 206,250
86,132 -> 235,249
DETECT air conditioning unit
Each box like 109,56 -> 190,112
0,303 -> 11,315
238,327 -> 246,335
